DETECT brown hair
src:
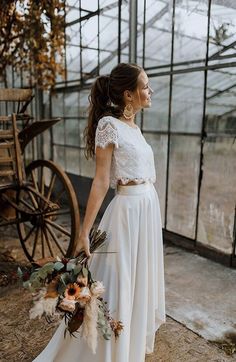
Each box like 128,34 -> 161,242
84,63 -> 142,159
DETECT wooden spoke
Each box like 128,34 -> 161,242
40,167 -> 45,196
19,159 -> 80,261
45,174 -> 57,201
44,209 -> 71,217
45,224 -> 66,256
31,226 -> 40,259
45,219 -> 71,237
53,188 -> 66,204
28,190 -> 39,209
18,197 -> 35,212
41,227 -> 45,258
30,169 -> 39,192
22,224 -> 36,243
43,227 -> 54,257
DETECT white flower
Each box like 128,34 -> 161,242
77,287 -> 91,303
29,290 -> 58,319
58,298 -> 76,312
90,281 -> 105,297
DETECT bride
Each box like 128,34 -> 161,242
33,62 -> 166,362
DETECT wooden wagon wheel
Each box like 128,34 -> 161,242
16,160 -> 80,262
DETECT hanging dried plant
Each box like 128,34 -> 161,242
0,0 -> 66,89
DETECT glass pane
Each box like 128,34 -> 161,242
99,9 -> 118,52
66,22 -> 80,47
167,135 -> 201,239
144,1 -> 172,67
66,44 -> 80,81
99,51 -> 118,74
51,93 -> 64,117
65,119 -> 80,146
42,129 -> 51,161
197,137 -> 236,254
171,72 -> 204,133
79,90 -> 90,118
174,0 -> 208,62
81,0 -> 98,11
66,3 -> 79,23
143,75 -> 170,131
66,147 -> 80,174
81,16 -> 98,48
53,119 -> 65,145
79,118 -> 87,148
209,1 -> 236,60
82,48 -> 98,73
206,68 -> 236,117
64,92 -> 79,117
53,145 -> 66,169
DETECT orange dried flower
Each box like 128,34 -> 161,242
65,283 -> 80,300
110,320 -> 124,339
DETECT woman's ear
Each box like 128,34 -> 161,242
123,90 -> 133,103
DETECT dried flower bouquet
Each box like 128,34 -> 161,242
19,228 -> 123,354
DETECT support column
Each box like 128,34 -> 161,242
129,0 -> 138,63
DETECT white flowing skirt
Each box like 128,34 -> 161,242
33,182 -> 166,362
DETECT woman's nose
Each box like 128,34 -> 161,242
149,86 -> 154,94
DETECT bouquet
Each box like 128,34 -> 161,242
18,228 -> 123,354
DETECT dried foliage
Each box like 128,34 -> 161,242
19,228 -> 123,354
0,0 -> 66,89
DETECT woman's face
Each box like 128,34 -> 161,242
135,70 -> 153,109
124,70 -> 153,113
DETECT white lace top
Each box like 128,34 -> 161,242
95,116 -> 156,189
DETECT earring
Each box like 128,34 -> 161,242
123,103 -> 134,120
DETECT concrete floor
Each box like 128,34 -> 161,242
164,243 -> 236,345
0,229 -> 236,360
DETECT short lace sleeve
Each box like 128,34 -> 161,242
95,117 -> 119,150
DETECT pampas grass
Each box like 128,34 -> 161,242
29,289 -> 58,319
82,296 -> 99,354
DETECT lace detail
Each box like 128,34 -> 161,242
95,116 -> 156,189
117,177 -> 156,186
95,119 -> 119,150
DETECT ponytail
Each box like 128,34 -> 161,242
84,63 -> 142,159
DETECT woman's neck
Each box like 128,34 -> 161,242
119,115 -> 136,124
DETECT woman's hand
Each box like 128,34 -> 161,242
74,232 -> 91,258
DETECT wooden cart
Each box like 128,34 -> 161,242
0,88 -> 80,262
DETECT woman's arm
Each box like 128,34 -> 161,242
74,143 -> 114,257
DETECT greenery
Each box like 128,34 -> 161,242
0,0 -> 65,89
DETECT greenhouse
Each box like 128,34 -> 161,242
1,1 -> 236,361
1,0 -> 235,267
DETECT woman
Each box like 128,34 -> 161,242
33,63 -> 166,362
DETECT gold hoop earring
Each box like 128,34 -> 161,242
123,103 -> 134,120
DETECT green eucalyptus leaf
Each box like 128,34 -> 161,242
66,262 -> 75,272
82,267 -> 88,278
60,272 -> 71,286
23,280 -> 31,289
99,319 -> 105,326
57,282 -> 66,295
54,262 -> 64,271
17,267 -> 23,278
30,279 -> 43,289
73,264 -> 82,276
41,262 -> 55,273
103,333 -> 111,340
36,269 -> 48,279
30,271 -> 39,281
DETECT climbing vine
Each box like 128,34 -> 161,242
0,0 -> 66,89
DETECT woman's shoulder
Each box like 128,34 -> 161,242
97,115 -> 119,128
95,115 -> 119,149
